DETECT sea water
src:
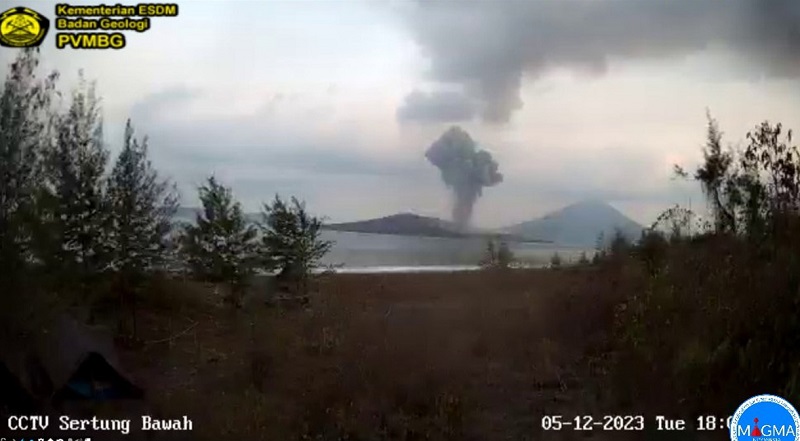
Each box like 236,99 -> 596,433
318,231 -> 592,273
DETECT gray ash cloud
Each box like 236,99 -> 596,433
396,89 -> 477,124
400,0 -> 800,123
425,126 -> 502,229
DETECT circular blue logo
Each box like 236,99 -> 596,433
730,394 -> 800,441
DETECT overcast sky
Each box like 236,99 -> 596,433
5,0 -> 800,227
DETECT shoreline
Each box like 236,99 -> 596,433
326,265 -> 483,274
315,263 -> 552,274
250,262 -> 570,276
321,228 -> 555,244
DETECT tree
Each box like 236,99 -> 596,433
106,119 -> 179,336
0,48 -> 59,322
39,71 -> 109,300
695,112 -> 737,234
0,49 -> 58,332
593,231 -> 606,262
549,252 -> 562,268
678,117 -> 800,240
608,228 -> 631,259
180,176 -> 256,306
480,238 -> 497,268
257,195 -> 332,296
740,121 -> 799,238
480,236 -> 514,269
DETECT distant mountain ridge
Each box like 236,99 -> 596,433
173,200 -> 643,246
174,209 -> 487,239
501,200 -> 644,247
324,213 -> 470,238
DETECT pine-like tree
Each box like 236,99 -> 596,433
180,176 -> 257,306
107,119 -> 178,336
108,119 -> 179,275
257,195 -> 332,296
0,49 -> 59,324
39,72 -> 109,299
0,49 -> 59,292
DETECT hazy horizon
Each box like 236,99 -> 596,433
5,0 -> 799,228
176,198 -> 649,230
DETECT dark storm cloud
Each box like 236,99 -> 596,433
396,89 -> 477,123
401,0 -> 800,123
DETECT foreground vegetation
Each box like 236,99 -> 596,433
109,269 -> 614,440
606,113 -> 800,415
2,48 -> 800,441
0,49 -> 331,345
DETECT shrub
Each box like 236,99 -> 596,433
636,229 -> 668,276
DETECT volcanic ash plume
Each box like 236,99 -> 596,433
425,126 -> 503,229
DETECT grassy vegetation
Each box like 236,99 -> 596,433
112,269 -> 617,440
2,46 -> 800,441
592,115 -> 800,428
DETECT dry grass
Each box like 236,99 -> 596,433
109,268 -> 621,440
11,244 -> 785,441
12,243 -> 786,441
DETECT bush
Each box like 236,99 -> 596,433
636,229 -> 668,276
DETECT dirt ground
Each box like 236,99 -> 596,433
88,268 -> 628,441
1,267 -> 659,440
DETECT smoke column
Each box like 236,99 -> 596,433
425,126 -> 503,229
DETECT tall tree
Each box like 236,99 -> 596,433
695,112 -> 736,234
0,48 -> 59,316
107,119 -> 179,336
0,49 -> 58,332
180,176 -> 256,306
257,195 -> 332,296
40,71 -> 109,298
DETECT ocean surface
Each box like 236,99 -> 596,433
318,230 -> 593,273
